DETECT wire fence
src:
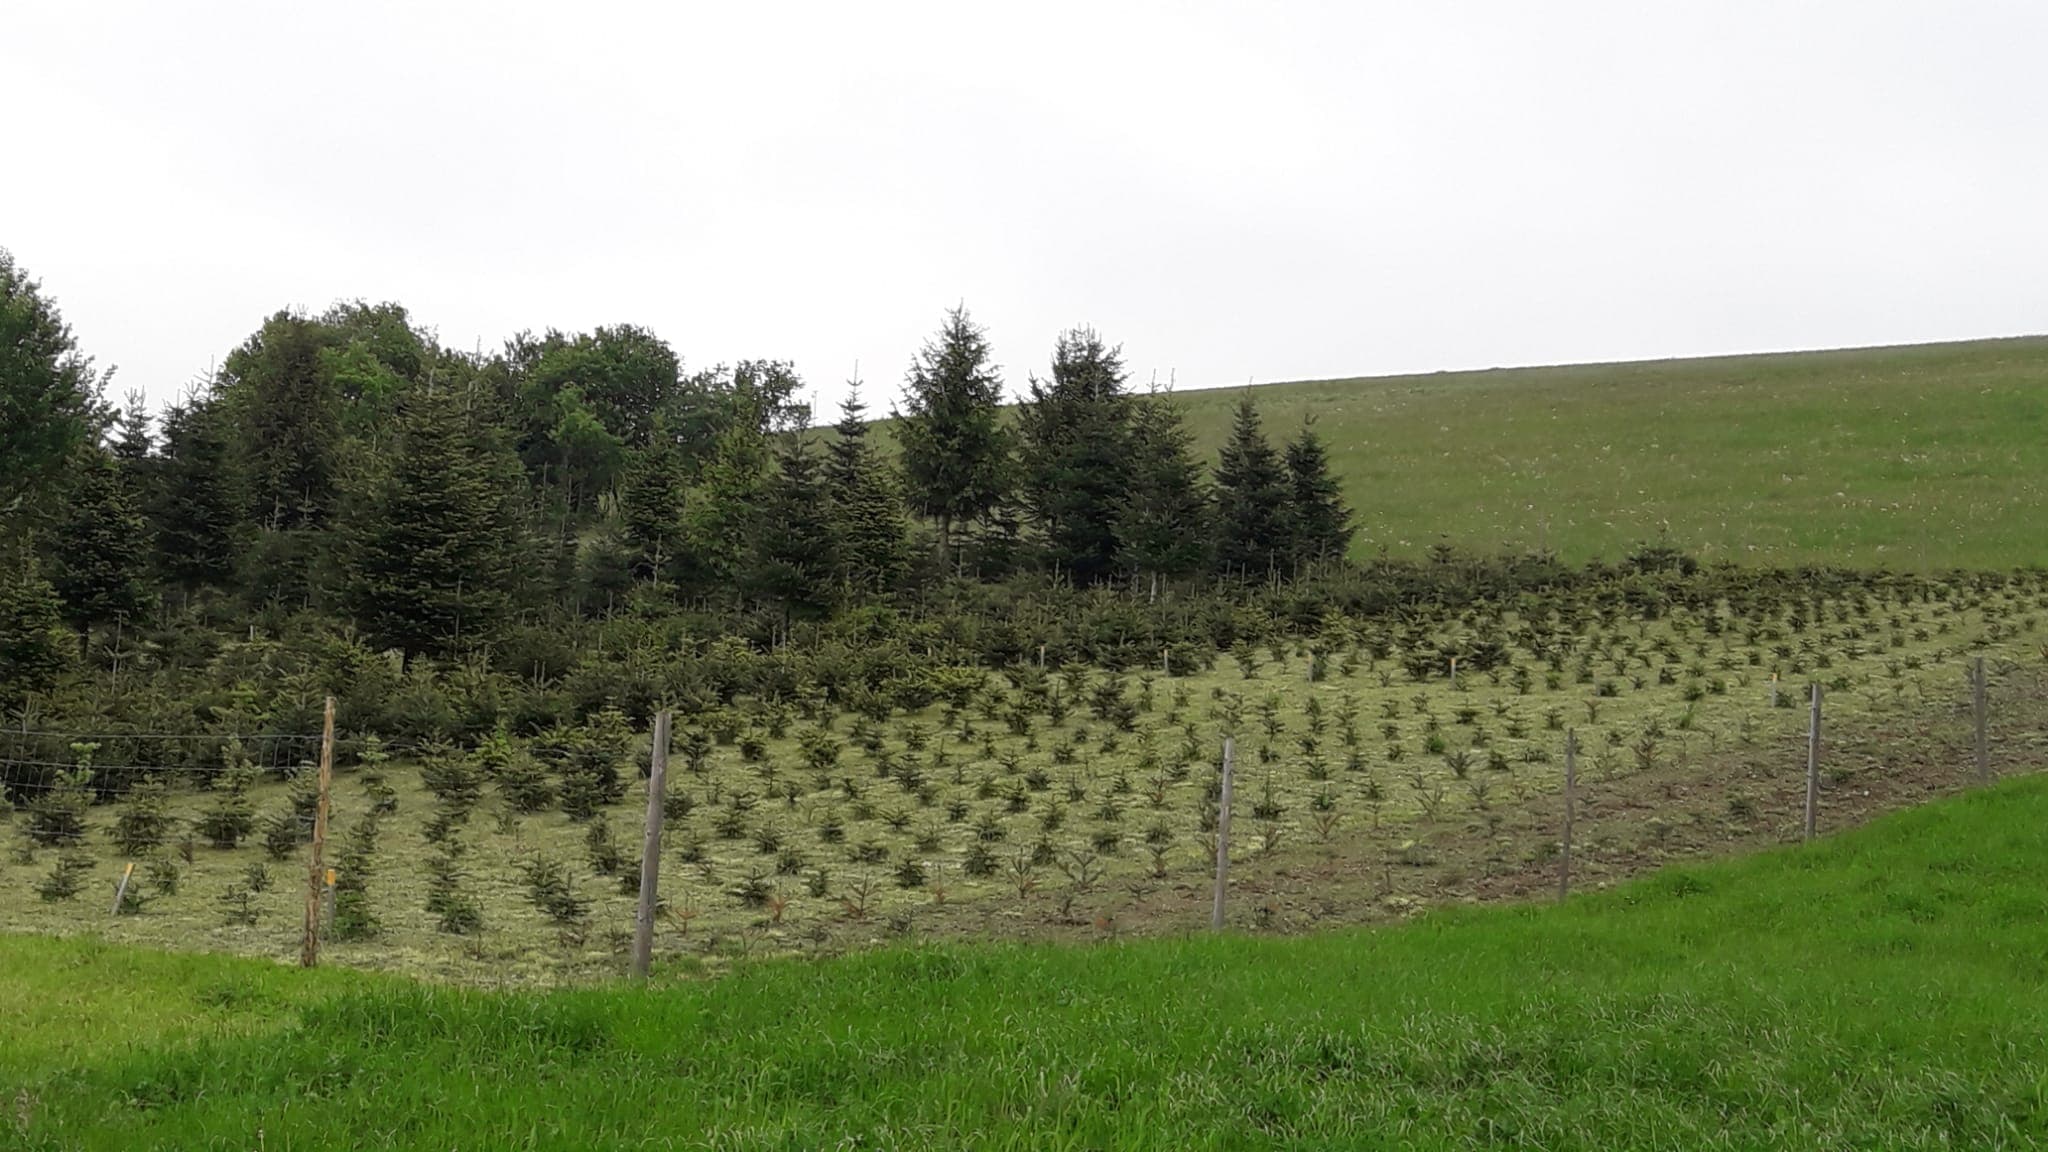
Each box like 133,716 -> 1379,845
0,642 -> 2039,982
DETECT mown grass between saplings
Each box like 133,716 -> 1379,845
7,773 -> 2048,1149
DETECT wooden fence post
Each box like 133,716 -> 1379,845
632,710 -> 672,980
1974,656 -> 1990,783
1211,737 -> 1235,931
301,696 -> 335,968
111,861 -> 135,915
1803,683 -> 1821,843
1559,729 -> 1577,900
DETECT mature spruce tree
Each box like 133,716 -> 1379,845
1116,390 -> 1209,592
50,448 -> 149,640
618,425 -> 687,588
750,424 -> 837,624
220,311 -> 342,531
0,248 -> 104,527
1016,328 -> 1133,585
1282,423 -> 1355,568
678,419 -> 767,598
897,306 -> 1011,565
0,560 -> 69,712
823,383 -> 907,597
1211,395 -> 1289,578
151,394 -> 241,600
341,386 -> 520,659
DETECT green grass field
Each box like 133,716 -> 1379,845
1168,337 -> 2048,569
7,773 -> 2047,1149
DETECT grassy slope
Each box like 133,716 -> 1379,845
9,776 -> 2048,1149
1166,337 -> 2048,569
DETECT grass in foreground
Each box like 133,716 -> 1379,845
6,775 -> 2048,1149
1168,336 -> 2048,569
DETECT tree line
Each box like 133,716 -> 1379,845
0,247 -> 1352,693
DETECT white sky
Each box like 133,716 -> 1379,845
8,1 -> 2045,413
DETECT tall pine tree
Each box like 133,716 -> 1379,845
342,386 -> 520,659
151,394 -> 241,601
750,424 -> 837,625
1016,328 -> 1133,585
1282,422 -> 1354,569
0,560 -> 69,713
0,248 -> 104,527
897,306 -> 1011,565
1116,390 -> 1209,593
50,448 -> 149,640
618,425 -> 687,589
823,382 -> 907,597
1211,395 -> 1288,579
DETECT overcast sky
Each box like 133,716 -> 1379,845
9,1 -> 2045,414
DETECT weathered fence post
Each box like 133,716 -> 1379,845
632,709 -> 672,980
1211,737 -> 1235,931
1770,671 -> 1779,709
111,861 -> 135,915
301,696 -> 335,968
1803,683 -> 1822,842
1974,656 -> 1990,783
1559,729 -> 1577,900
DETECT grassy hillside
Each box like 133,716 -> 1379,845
8,775 -> 2048,1149
1169,337 -> 2048,570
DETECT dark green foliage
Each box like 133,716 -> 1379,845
111,777 -> 176,856
494,745 -> 555,813
554,710 -> 632,820
1017,328 -> 1133,585
145,855 -> 180,896
220,310 -> 344,534
426,838 -> 485,935
197,755 -> 259,850
0,560 -> 69,711
0,248 -> 104,523
1211,395 -> 1289,577
49,448 -> 149,635
420,743 -> 483,815
1116,391 -> 1209,586
584,813 -> 627,877
897,306 -> 1012,561
520,854 -> 589,925
37,850 -> 92,902
750,423 -> 837,621
341,385 -> 521,659
26,765 -> 92,847
619,430 -> 687,588
330,812 -> 381,941
1282,422 -> 1354,566
149,394 -> 241,597
823,384 -> 907,596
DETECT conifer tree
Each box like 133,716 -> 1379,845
897,306 -> 1011,565
50,448 -> 149,640
1116,391 -> 1209,592
678,419 -> 767,597
1016,328 -> 1133,585
1282,422 -> 1355,568
341,386 -> 520,659
751,423 -> 837,624
823,383 -> 907,596
151,395 -> 241,600
618,427 -> 687,588
0,248 -> 104,525
0,560 -> 69,712
330,811 -> 381,941
1211,395 -> 1289,578
220,311 -> 341,532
